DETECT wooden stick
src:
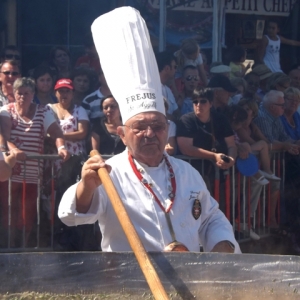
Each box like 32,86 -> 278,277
90,150 -> 169,300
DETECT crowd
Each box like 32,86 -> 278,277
1,16 -> 300,253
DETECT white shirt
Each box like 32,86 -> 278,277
263,35 -> 282,73
0,151 -> 4,161
162,84 -> 178,115
58,150 -> 241,253
168,120 -> 176,138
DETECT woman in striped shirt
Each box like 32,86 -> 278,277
0,77 -> 69,247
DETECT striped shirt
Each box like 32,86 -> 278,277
253,105 -> 292,143
81,89 -> 105,122
0,103 -> 56,184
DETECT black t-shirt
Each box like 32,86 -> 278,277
176,110 -> 233,155
91,117 -> 125,155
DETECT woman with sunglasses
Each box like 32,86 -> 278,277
177,88 -> 236,194
0,60 -> 21,107
91,95 -> 125,155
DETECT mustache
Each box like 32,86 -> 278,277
141,136 -> 159,145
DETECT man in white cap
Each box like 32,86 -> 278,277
58,7 -> 240,253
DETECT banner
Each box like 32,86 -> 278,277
148,0 -> 297,16
128,0 -> 225,48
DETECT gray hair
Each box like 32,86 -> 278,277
284,87 -> 300,100
263,90 -> 284,107
13,77 -> 35,93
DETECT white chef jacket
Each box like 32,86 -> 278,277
58,150 -> 241,253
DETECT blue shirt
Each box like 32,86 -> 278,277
180,97 -> 193,116
280,112 -> 300,140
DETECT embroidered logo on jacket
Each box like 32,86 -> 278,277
189,191 -> 201,220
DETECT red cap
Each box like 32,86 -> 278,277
54,78 -> 74,90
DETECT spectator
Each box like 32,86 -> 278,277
0,123 -> 16,181
91,95 -> 125,155
266,72 -> 291,92
207,74 -> 237,112
280,87 -> 300,251
257,19 -> 300,73
48,46 -> 72,82
177,88 -> 236,193
71,67 -> 96,106
177,65 -> 200,115
0,45 -> 21,67
32,65 -> 57,105
0,77 -> 69,247
48,78 -> 89,159
174,38 -> 208,92
228,45 -> 251,80
253,90 -> 300,230
75,33 -> 101,73
0,60 -> 21,107
243,72 -> 261,103
252,64 -> 273,101
81,67 -> 111,123
48,78 -> 95,251
155,51 -> 180,121
288,68 -> 300,90
230,77 -> 247,104
280,87 -> 300,141
232,100 -> 280,181
233,99 -> 282,237
163,98 -> 176,156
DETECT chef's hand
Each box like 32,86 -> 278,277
211,241 -> 235,253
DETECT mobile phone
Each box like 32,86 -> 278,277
221,155 -> 230,163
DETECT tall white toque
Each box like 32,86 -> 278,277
91,6 -> 165,124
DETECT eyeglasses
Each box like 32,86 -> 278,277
0,71 -> 20,76
5,54 -> 21,60
185,75 -> 199,81
103,104 -> 118,110
272,103 -> 285,107
193,99 -> 209,105
124,121 -> 168,134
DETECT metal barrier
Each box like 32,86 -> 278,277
0,151 -> 286,252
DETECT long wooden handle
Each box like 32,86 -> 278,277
90,150 -> 169,300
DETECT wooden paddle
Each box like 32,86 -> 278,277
90,150 -> 169,300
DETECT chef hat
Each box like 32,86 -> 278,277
91,6 -> 165,124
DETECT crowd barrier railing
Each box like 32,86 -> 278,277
0,151 -> 285,252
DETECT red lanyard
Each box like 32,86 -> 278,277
128,153 -> 176,213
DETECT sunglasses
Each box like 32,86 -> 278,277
124,121 -> 167,134
193,99 -> 209,105
5,54 -> 21,60
103,104 -> 118,110
185,75 -> 199,81
0,71 -> 20,76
